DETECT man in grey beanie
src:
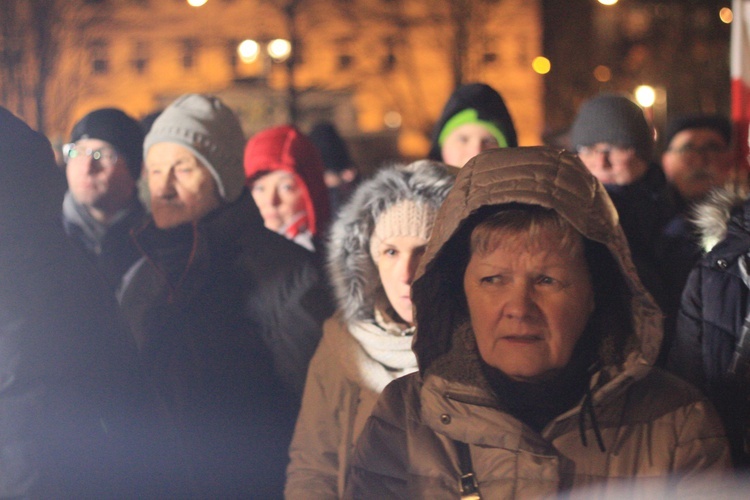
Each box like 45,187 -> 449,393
571,93 -> 678,365
62,107 -> 146,291
118,93 -> 334,497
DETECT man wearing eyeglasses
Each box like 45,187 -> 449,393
62,108 -> 146,291
662,114 -> 733,204
658,115 -> 734,355
571,93 -> 678,364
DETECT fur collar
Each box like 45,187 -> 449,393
692,188 -> 747,253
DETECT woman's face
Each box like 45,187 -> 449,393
463,227 -> 594,381
375,235 -> 428,325
251,170 -> 307,231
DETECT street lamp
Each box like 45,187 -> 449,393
237,38 -> 291,65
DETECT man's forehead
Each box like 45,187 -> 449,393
669,128 -> 728,146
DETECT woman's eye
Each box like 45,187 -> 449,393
480,276 -> 504,285
251,184 -> 264,193
383,248 -> 397,257
536,275 -> 557,286
281,183 -> 297,192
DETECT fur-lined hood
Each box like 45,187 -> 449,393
692,188 -> 748,253
326,160 -> 454,323
412,146 -> 662,382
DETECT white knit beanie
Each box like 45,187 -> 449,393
143,94 -> 246,202
369,199 -> 438,264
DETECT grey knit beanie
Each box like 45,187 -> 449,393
143,94 -> 246,202
570,94 -> 653,162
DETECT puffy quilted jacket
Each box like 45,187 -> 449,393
345,147 -> 731,498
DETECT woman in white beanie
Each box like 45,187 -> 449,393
285,160 -> 454,499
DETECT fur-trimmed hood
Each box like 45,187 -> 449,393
412,146 -> 662,383
326,160 -> 454,323
692,188 -> 748,253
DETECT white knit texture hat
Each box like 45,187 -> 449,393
369,199 -> 437,264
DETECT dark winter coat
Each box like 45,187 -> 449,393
62,192 -> 146,291
668,189 -> 750,466
604,163 -> 679,362
346,147 -> 730,498
0,106 -> 169,498
119,189 -> 334,497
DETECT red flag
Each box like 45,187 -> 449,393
732,0 -> 750,171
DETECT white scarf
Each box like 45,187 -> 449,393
334,308 -> 418,394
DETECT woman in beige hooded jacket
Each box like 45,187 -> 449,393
345,147 -> 731,499
285,160 -> 453,498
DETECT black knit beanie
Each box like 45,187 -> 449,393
70,108 -> 145,180
570,94 -> 653,162
428,83 -> 518,161
663,114 -> 732,149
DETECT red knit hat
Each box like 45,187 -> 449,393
244,125 -> 331,237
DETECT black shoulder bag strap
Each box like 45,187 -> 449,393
454,440 -> 481,499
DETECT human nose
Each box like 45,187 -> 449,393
270,188 -> 282,207
153,170 -> 177,199
502,282 -> 538,320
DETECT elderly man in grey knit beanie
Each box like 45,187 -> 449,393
119,93 -> 334,497
570,93 -> 680,366
570,93 -> 654,187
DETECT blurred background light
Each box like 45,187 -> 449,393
187,0 -> 207,7
720,7 -> 733,24
384,111 -> 402,129
635,85 -> 656,107
593,65 -> 612,82
267,39 -> 292,62
238,39 -> 260,64
532,56 -> 551,75
598,0 -> 618,5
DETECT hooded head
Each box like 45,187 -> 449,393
327,160 -> 454,324
411,146 -> 662,379
144,94 -> 246,203
0,107 -> 63,235
428,83 -> 518,167
244,125 -> 331,238
308,121 -> 352,174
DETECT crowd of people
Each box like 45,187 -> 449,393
1,81 -> 749,497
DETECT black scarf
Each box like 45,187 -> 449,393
481,326 -> 600,433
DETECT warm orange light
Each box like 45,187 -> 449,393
238,40 -> 260,64
720,7 -> 733,24
267,39 -> 292,62
187,0 -> 207,6
593,65 -> 611,82
598,0 -> 618,5
532,56 -> 551,75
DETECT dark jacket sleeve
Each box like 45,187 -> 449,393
668,264 -> 708,389
344,378 -> 412,499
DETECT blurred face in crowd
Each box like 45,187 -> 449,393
463,219 -> 594,381
250,170 -> 307,232
145,142 -> 222,229
65,138 -> 136,222
662,128 -> 731,202
375,235 -> 428,325
577,143 -> 649,186
441,123 -> 501,168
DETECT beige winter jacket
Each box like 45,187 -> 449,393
345,147 -> 731,499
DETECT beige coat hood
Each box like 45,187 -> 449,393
412,146 -> 663,378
